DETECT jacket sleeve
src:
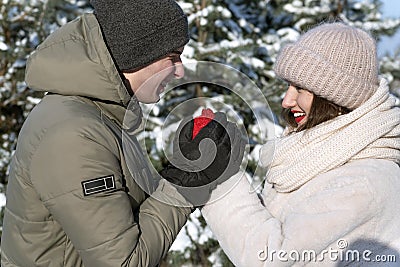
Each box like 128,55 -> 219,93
30,119 -> 191,267
201,171 -> 376,267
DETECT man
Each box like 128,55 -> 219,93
1,0 -> 244,266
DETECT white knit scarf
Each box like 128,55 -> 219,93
260,78 -> 400,193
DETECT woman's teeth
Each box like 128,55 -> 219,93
293,112 -> 306,123
293,112 -> 305,118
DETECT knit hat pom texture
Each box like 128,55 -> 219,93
274,23 -> 379,110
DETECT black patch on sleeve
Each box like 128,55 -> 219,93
82,175 -> 116,196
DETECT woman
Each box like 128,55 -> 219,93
201,22 -> 400,266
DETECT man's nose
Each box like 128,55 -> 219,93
174,62 -> 184,79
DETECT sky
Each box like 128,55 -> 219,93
378,0 -> 400,57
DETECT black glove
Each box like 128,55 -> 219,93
160,112 -> 246,206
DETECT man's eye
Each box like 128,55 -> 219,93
169,56 -> 181,63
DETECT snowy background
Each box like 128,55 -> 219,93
1,0 -> 400,266
378,0 -> 400,57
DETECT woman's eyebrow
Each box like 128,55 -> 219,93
290,83 -> 304,90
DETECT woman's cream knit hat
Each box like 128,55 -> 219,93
273,22 -> 379,110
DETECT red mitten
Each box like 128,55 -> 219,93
192,108 -> 215,139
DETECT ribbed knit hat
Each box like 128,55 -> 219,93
90,0 -> 189,71
274,22 -> 379,110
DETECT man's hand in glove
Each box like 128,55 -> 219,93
160,110 -> 246,206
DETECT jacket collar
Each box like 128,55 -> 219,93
25,13 -> 142,129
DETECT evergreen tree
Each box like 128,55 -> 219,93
381,49 -> 400,97
0,0 -> 399,265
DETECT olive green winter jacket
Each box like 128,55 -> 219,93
1,13 -> 191,267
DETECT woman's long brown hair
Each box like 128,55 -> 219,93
281,93 -> 351,132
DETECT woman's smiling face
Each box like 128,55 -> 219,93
281,84 -> 314,127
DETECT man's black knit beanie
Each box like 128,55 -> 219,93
90,0 -> 189,71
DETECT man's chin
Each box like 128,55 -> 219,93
136,94 -> 161,104
158,84 -> 166,93
144,98 -> 160,104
